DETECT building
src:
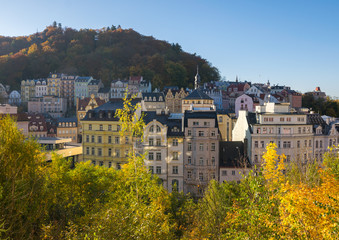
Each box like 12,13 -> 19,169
234,94 -> 255,117
21,79 -> 37,102
27,113 -> 48,138
35,79 -> 48,97
219,141 -> 251,183
110,79 -> 128,98
76,94 -> 106,142
140,111 -> 184,192
28,95 -> 68,118
217,111 -> 236,141
8,90 -> 21,106
74,76 -> 93,104
0,104 -> 17,114
141,92 -> 166,111
81,99 -> 141,168
182,89 -> 215,113
183,111 -> 219,196
97,87 -> 110,102
232,102 -> 339,165
165,88 -> 188,113
88,79 -> 104,97
61,75 -> 76,107
56,117 -> 78,143
47,73 -> 62,97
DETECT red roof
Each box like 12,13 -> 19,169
77,97 -> 106,111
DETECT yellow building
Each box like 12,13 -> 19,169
47,73 -> 61,97
81,99 -> 141,168
217,111 -> 236,141
56,117 -> 78,143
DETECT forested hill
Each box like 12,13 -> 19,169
0,23 -> 220,90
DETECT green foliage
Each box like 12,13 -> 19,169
0,23 -> 220,91
302,93 -> 339,117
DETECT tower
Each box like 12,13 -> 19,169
194,65 -> 200,90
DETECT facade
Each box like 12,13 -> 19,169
47,73 -> 62,97
61,75 -> 76,107
183,111 -> 219,196
0,104 -> 17,114
97,87 -> 110,102
110,80 -> 128,98
217,111 -> 236,141
141,92 -> 166,111
8,90 -> 21,106
204,89 -> 223,110
88,79 -> 104,97
81,99 -> 141,168
27,113 -> 48,138
56,117 -> 78,143
74,76 -> 93,104
21,79 -> 37,102
235,94 -> 255,117
233,102 -> 339,165
182,88 -> 215,113
76,94 -> 106,142
140,111 -> 184,192
165,88 -> 188,113
35,79 -> 48,97
28,96 -> 67,118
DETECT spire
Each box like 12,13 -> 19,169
194,65 -> 200,89
236,75 -> 239,82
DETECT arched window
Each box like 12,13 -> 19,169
156,125 -> 161,132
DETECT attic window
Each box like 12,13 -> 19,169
172,127 -> 179,132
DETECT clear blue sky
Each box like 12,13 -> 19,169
1,0 -> 338,97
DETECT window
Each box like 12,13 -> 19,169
156,138 -> 161,146
92,160 -> 96,165
219,116 -> 223,122
91,147 -> 95,155
89,124 -> 92,130
86,147 -> 89,155
116,163 -> 121,170
172,166 -> 178,174
100,124 -> 103,131
188,142 -> 192,151
149,166 -> 154,174
86,135 -> 89,142
280,117 -> 284,122
115,149 -> 120,157
283,141 -> 291,148
187,171 -> 192,179
211,157 -> 215,166
108,148 -> 112,156
108,161 -> 112,168
298,127 -> 301,134
254,155 -> 258,163
125,136 -> 129,144
211,131 -> 216,137
115,136 -> 120,144
232,170 -> 235,176
172,179 -> 179,191
98,148 -> 102,156
199,157 -> 204,166
304,140 -> 307,147
188,130 -> 192,136
125,150 -> 129,157
149,152 -> 154,160
149,138 -> 154,146
108,125 -> 112,131
278,141 -> 281,148
173,152 -> 178,160
156,152 -> 161,161
117,125 -> 121,131
320,140 -> 323,148
261,141 -> 265,148
263,127 -> 267,134
98,136 -> 102,143
92,135 -> 95,143
309,140 -> 312,147
199,172 -> 204,181
286,155 -> 291,163
193,121 -> 199,126
156,166 -> 161,174
173,139 -> 178,146
255,141 -> 259,148
188,156 -> 192,164
211,143 -> 216,151
297,140 -> 300,148
149,125 -> 154,132
99,161 -> 104,166
156,125 -> 161,132
199,143 -> 204,151
316,140 -> 319,148
198,131 -> 204,136
257,128 -> 261,134
204,121 -> 210,126
108,136 -> 112,144
222,170 -> 227,176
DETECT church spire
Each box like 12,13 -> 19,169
194,65 -> 200,89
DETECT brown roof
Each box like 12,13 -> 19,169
77,97 -> 106,111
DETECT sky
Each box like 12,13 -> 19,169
1,0 -> 338,97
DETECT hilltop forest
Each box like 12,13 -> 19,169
0,22 -> 220,90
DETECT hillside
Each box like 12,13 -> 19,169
0,22 -> 220,90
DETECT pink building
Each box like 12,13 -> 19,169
235,94 -> 254,117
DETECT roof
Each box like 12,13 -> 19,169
77,97 -> 106,111
142,111 -> 184,137
184,110 -> 218,128
219,141 -> 251,168
184,88 -> 212,100
98,87 -> 111,94
75,76 -> 93,82
57,117 -> 78,123
227,83 -> 249,92
142,92 -> 165,102
88,79 -> 101,85
82,98 -> 141,121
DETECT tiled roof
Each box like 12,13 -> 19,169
183,110 -> 218,128
184,88 -> 212,100
77,97 -> 106,111
142,92 -> 165,102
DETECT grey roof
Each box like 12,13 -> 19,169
142,92 -> 165,102
88,79 -> 101,85
57,117 -> 78,123
98,87 -> 110,94
143,111 -> 184,136
184,88 -> 212,100
183,110 -> 218,128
